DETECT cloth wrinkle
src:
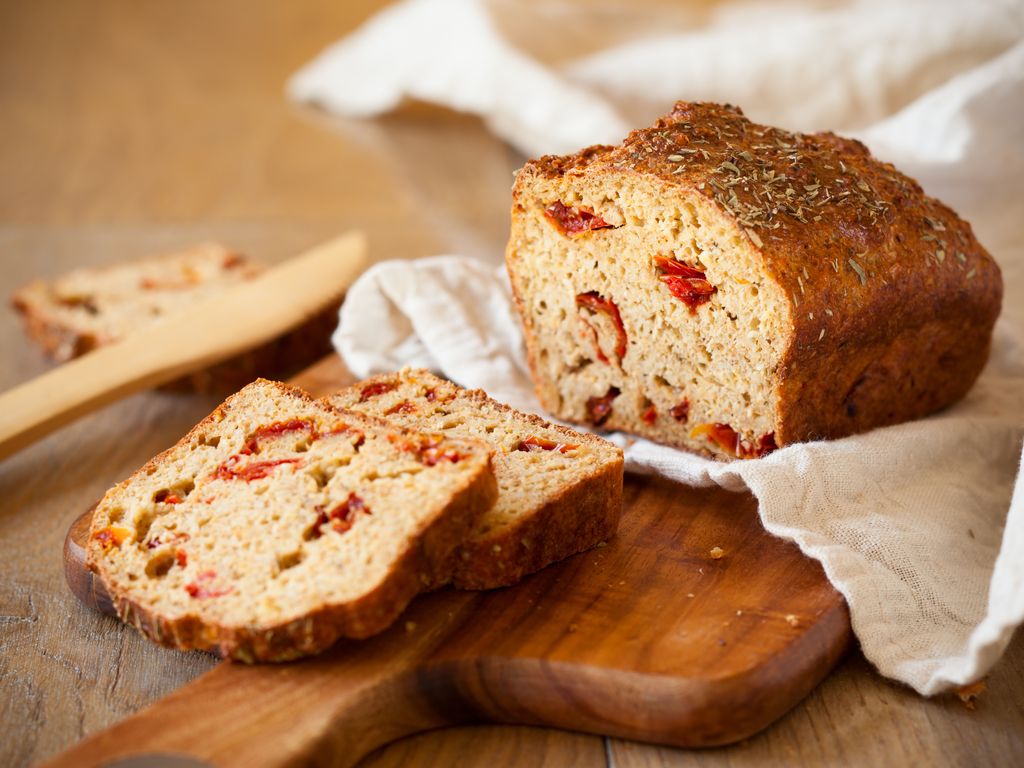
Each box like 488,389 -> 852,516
300,0 -> 1024,696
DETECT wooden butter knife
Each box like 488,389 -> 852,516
0,231 -> 368,461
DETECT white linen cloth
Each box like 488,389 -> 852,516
291,0 -> 1024,696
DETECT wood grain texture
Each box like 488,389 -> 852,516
1,2 -> 1022,767
52,354 -> 849,765
360,725 -> 607,768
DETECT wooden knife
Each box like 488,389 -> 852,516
0,231 -> 368,461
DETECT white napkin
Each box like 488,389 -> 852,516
295,0 -> 1024,696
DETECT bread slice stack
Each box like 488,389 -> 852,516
88,374 -> 623,661
11,243 -> 337,392
327,369 -> 624,589
87,379 -> 498,662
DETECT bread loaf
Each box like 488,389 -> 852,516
86,379 -> 497,662
11,243 -> 337,393
327,369 -> 623,589
506,102 -> 1003,459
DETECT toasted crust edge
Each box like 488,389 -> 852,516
326,369 -> 625,590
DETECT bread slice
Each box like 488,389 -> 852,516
506,101 -> 1002,459
86,379 -> 497,662
11,242 -> 337,393
326,370 -> 624,589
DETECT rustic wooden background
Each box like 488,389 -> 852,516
0,2 -> 1021,766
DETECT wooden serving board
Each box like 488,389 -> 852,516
50,357 -> 850,768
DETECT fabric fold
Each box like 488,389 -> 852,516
306,0 -> 1024,695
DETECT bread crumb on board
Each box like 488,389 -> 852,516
709,546 -> 725,559
955,680 -> 986,710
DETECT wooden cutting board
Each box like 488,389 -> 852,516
49,357 -> 850,768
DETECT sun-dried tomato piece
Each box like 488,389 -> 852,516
576,291 -> 628,362
586,387 -> 620,427
641,405 -> 658,425
139,270 -> 199,291
424,388 -> 438,402
185,569 -> 233,599
385,400 -> 417,416
93,526 -> 132,550
212,455 -> 302,482
250,419 -> 314,442
653,256 -> 716,311
669,399 -> 690,423
690,423 -> 777,459
175,549 -> 188,567
753,432 -> 778,457
222,253 -> 245,269
544,201 -> 614,236
517,435 -> 577,454
310,492 -> 372,538
329,492 -> 370,534
691,423 -> 740,455
154,489 -> 184,505
359,381 -> 398,402
244,419 -> 316,453
388,434 -> 462,465
420,442 -> 462,466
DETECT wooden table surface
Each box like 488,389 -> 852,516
0,2 -> 1021,767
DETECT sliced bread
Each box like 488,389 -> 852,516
326,369 -> 624,589
86,379 -> 497,662
11,242 -> 337,392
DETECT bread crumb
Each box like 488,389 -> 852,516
595,541 -> 607,548
405,621 -> 417,633
710,546 -> 725,559
687,593 -> 695,599
736,609 -> 744,616
955,680 -> 986,710
785,614 -> 800,627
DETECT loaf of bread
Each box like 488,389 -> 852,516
11,243 -> 337,393
327,369 -> 623,589
506,102 -> 1003,459
86,379 -> 497,662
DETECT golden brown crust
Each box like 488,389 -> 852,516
11,283 -> 103,360
87,378 -> 498,662
430,382 -> 624,590
513,101 -> 1003,449
449,451 -> 622,590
